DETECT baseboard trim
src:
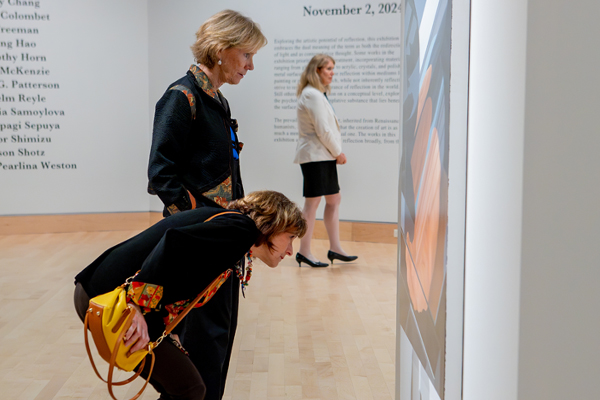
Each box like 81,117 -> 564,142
311,219 -> 397,244
0,213 -> 398,243
0,212 -> 163,235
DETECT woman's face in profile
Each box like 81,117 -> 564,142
252,232 -> 296,268
318,60 -> 335,86
219,47 -> 256,85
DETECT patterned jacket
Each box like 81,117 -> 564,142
148,65 -> 244,215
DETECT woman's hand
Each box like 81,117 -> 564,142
336,153 -> 347,165
170,333 -> 181,344
123,303 -> 150,355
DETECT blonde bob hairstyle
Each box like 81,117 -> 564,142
296,53 -> 335,97
191,9 -> 267,69
227,190 -> 307,250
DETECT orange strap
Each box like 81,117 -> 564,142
187,190 -> 197,209
84,307 -> 153,400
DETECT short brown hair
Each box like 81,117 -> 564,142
297,53 -> 335,96
227,191 -> 306,249
191,10 -> 267,68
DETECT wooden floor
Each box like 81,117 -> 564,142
0,230 -> 397,400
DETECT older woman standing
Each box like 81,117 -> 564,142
146,10 -> 267,399
148,9 -> 267,214
294,54 -> 358,267
75,191 -> 306,400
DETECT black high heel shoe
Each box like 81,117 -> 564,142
327,250 -> 358,264
296,253 -> 328,268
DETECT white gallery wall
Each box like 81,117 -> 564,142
518,0 -> 600,398
0,0 -> 151,214
464,1 -> 600,399
463,0 -> 528,398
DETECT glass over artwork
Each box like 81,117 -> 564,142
398,0 -> 451,398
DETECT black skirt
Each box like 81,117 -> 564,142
300,160 -> 340,197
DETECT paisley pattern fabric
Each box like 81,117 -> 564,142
166,204 -> 181,215
169,84 -> 196,119
163,269 -> 233,326
127,269 -> 234,324
127,282 -> 164,313
189,64 -> 219,99
202,176 -> 232,207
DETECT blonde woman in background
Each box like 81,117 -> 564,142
294,54 -> 358,267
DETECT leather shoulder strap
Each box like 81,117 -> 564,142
204,210 -> 241,222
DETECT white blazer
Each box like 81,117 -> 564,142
294,85 -> 342,164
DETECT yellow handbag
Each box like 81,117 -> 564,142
84,277 -> 157,400
86,284 -> 151,372
84,269 -> 233,400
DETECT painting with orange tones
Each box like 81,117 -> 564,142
399,0 -> 451,398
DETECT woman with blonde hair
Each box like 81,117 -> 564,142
294,54 -> 358,267
146,10 -> 268,399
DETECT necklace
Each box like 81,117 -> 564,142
236,251 -> 253,297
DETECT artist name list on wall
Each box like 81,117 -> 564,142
273,35 -> 400,146
0,1 -> 72,172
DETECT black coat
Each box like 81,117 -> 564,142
148,68 -> 244,212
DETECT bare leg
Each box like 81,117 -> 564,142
323,193 -> 349,255
299,196 -> 323,262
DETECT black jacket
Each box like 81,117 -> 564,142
148,69 -> 244,213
